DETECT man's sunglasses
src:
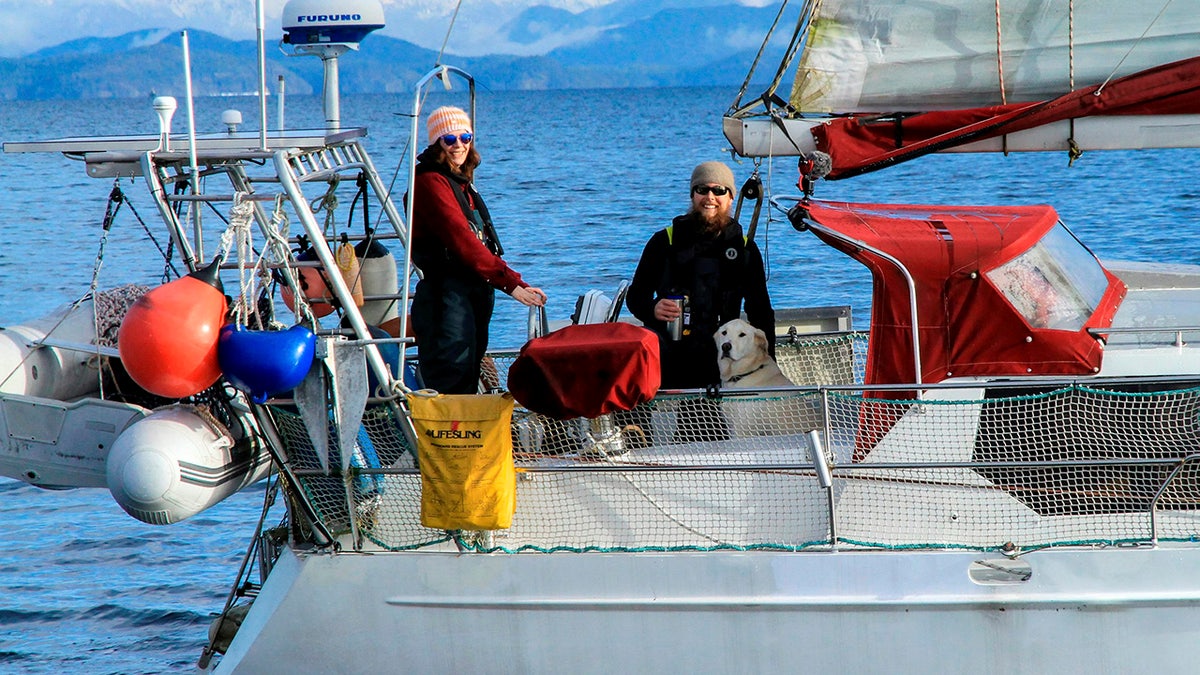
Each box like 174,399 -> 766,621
440,133 -> 474,146
692,185 -> 730,196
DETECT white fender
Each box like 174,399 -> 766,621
355,239 -> 399,327
0,300 -> 101,400
106,405 -> 272,525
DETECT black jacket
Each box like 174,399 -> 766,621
626,213 -> 775,387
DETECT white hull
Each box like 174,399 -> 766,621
218,543 -> 1200,674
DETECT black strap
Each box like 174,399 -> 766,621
735,173 -> 764,242
444,178 -> 503,256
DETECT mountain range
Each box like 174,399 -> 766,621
0,2 -> 795,100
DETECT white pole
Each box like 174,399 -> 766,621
181,30 -> 204,262
256,0 -> 268,150
323,54 -> 341,132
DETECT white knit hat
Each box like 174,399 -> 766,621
426,106 -> 473,144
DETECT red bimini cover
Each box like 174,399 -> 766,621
507,323 -> 661,420
803,200 -> 1126,390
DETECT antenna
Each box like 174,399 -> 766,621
152,96 -> 178,151
281,0 -> 385,132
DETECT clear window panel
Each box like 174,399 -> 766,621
985,224 -> 1109,330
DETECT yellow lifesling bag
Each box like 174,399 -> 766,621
406,391 -> 516,530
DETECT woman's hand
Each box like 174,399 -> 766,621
511,286 -> 547,307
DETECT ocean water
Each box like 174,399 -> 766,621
0,86 -> 1197,673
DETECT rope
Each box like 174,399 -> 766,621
311,174 -> 341,236
217,193 -> 257,327
994,0 -> 1007,105
1067,0 -> 1081,166
266,196 -> 316,326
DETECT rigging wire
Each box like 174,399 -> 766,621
383,0 -> 469,226
436,0 -> 466,66
1096,0 -> 1173,95
728,0 -> 818,118
729,0 -> 795,113
1068,0 -> 1075,93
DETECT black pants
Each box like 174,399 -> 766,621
411,276 -> 494,395
660,331 -> 720,390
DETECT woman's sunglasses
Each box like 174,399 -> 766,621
440,133 -> 474,146
692,185 -> 730,196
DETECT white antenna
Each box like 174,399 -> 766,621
152,96 -> 177,152
281,0 -> 385,132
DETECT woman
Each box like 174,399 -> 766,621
410,106 -> 547,394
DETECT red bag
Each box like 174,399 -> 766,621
507,323 -> 660,420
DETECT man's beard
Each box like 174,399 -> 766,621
693,204 -> 731,233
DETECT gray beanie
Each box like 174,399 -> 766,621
690,161 -> 736,193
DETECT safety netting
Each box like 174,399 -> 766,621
271,331 -> 1200,554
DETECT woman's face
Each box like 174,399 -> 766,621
439,129 -> 473,169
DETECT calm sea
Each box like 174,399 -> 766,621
0,86 -> 1197,673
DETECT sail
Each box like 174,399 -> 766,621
794,0 -> 1200,112
725,0 -> 1200,171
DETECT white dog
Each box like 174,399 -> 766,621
715,318 -> 794,389
714,319 -> 820,438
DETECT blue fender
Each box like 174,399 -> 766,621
219,324 -> 317,403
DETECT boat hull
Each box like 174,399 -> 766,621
214,544 -> 1200,673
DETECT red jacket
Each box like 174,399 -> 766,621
411,167 -> 526,294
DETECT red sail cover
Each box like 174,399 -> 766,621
813,56 -> 1200,179
507,323 -> 661,420
803,200 -> 1125,389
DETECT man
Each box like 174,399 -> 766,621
627,160 -> 776,395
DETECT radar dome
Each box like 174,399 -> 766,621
282,0 -> 385,47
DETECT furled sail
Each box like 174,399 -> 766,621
725,0 -> 1200,175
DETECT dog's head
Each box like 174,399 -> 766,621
715,319 -> 768,368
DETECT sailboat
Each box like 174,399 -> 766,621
3,0 -> 1200,672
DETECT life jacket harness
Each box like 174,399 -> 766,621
662,219 -> 750,335
665,224 -> 749,247
443,172 -> 504,257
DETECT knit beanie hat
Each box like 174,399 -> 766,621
690,161 -> 736,193
426,106 -> 473,144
